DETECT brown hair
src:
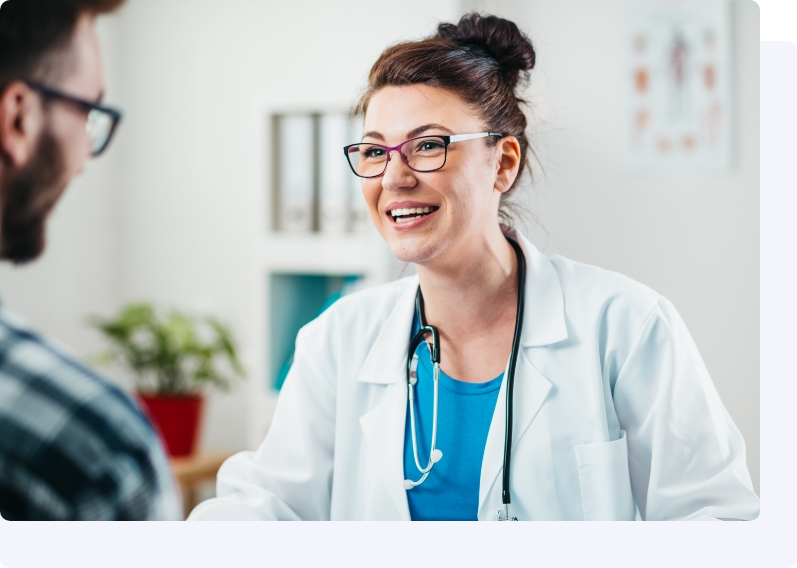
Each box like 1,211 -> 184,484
356,13 -> 536,225
0,0 -> 126,90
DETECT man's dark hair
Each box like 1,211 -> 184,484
0,0 -> 125,264
0,0 -> 125,91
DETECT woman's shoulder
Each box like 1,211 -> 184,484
544,252 -> 664,327
333,276 -> 416,316
338,275 -> 417,304
291,277 -> 416,379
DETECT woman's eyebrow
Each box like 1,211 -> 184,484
406,123 -> 454,139
361,124 -> 455,143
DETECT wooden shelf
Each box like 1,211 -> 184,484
261,232 -> 390,278
171,450 -> 237,518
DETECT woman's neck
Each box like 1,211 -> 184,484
415,225 -> 519,343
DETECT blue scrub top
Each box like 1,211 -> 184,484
403,315 -> 503,520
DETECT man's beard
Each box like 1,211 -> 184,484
0,128 -> 66,264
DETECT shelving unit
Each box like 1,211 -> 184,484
261,229 -> 400,394
260,232 -> 391,279
261,107 -> 403,394
262,230 -> 397,390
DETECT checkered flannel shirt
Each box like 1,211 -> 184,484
0,303 -> 181,520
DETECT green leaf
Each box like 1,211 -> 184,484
88,302 -> 246,396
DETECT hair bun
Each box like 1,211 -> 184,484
435,13 -> 535,89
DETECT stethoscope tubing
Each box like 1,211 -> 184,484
404,236 -> 526,517
405,323 -> 442,489
407,359 -> 440,475
502,237 -> 526,508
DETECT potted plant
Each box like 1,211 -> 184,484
90,303 -> 244,457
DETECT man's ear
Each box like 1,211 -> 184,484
494,135 -> 522,194
0,81 -> 44,168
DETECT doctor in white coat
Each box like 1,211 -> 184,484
188,14 -> 759,522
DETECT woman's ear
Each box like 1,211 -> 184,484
494,136 -> 521,194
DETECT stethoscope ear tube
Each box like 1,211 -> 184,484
405,295 -> 443,489
407,325 -> 439,370
414,290 -> 440,364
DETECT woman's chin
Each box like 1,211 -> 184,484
388,236 -> 439,264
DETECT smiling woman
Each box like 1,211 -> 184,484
188,13 -> 759,522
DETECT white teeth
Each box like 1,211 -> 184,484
396,215 -> 424,223
390,206 -> 435,217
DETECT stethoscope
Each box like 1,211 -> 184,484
403,236 -> 527,521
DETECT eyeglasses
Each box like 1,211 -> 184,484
343,132 -> 504,179
24,81 -> 122,157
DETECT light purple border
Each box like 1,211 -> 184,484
0,40 -> 793,568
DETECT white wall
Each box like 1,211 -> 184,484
466,0 -> 760,494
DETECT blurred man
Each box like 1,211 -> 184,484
0,0 -> 181,520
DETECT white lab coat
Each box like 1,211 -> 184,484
189,230 -> 759,521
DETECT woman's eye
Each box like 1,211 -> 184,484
417,141 -> 444,152
363,147 -> 385,159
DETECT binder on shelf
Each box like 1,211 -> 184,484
318,114 -> 350,235
278,114 -> 314,233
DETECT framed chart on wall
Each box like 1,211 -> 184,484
622,0 -> 734,173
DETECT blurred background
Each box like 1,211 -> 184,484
0,0 -> 759,508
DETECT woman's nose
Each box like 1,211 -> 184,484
381,150 -> 416,191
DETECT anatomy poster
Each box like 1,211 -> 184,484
623,0 -> 733,172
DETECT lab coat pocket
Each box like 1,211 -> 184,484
574,430 -> 635,521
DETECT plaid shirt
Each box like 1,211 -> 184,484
0,303 -> 181,520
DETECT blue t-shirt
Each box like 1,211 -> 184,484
403,315 -> 503,520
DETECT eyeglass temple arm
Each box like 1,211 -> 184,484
448,132 -> 504,143
26,81 -> 122,119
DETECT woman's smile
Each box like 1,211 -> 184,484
385,200 -> 441,230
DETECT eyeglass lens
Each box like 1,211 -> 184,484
86,109 -> 113,155
346,136 -> 447,178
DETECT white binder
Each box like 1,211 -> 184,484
279,115 -> 314,233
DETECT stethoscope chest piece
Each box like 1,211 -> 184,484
495,505 -> 518,521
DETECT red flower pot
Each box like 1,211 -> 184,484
138,394 -> 204,457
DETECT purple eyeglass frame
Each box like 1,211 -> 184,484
343,131 -> 504,178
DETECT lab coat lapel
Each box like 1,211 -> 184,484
510,229 -> 568,348
357,277 -> 418,521
356,276 -> 418,385
478,348 -> 553,516
478,230 -> 564,517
